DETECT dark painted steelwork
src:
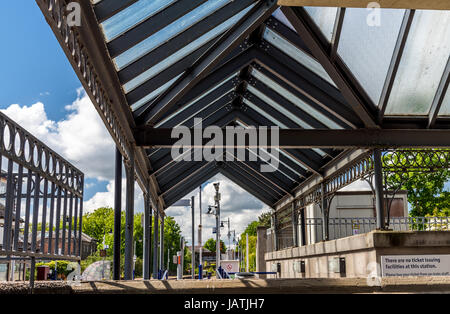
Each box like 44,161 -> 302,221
153,206 -> 159,279
113,147 -> 122,280
138,0 -> 278,126
281,6 -> 378,128
373,149 -> 385,230
251,49 -> 360,128
134,128 -> 450,149
378,10 -> 415,120
126,39 -> 216,105
330,8 -> 346,60
94,0 -> 139,23
108,0 -> 208,58
124,150 -> 135,280
0,110 -> 83,283
428,58 -> 450,128
117,0 -> 256,84
143,194 -> 152,280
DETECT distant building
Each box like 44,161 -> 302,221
36,231 -> 97,260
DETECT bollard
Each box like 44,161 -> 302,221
198,264 -> 203,280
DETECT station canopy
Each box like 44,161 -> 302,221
38,0 -> 450,210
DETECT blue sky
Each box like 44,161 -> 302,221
0,2 -> 107,200
0,2 -> 80,122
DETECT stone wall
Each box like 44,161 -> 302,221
265,231 -> 450,278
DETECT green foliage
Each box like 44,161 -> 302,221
238,235 -> 257,272
81,207 -> 183,277
237,212 -> 271,272
243,221 -> 259,236
203,238 -> 226,253
258,212 -> 272,228
384,150 -> 450,216
36,260 -> 77,278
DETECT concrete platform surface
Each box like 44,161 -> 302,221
1,277 -> 450,294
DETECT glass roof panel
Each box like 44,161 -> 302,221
243,97 -> 326,157
251,69 -> 342,129
156,73 -> 239,127
243,98 -> 288,129
263,27 -> 336,87
247,85 -> 313,129
131,73 -> 183,111
304,6 -> 338,42
123,4 -> 255,93
439,88 -> 450,116
101,0 -> 177,42
385,10 -> 450,115
115,0 -> 231,70
338,8 -> 405,104
234,120 -> 308,172
272,8 -> 296,32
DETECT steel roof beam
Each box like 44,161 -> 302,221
138,0 -> 278,126
149,101 -> 234,163
378,10 -> 415,121
126,40 -> 214,105
252,49 -> 360,128
158,90 -> 236,128
148,109 -> 238,171
163,163 -> 220,207
243,89 -> 337,157
226,161 -> 286,197
108,0 -> 208,58
281,6 -> 378,128
233,109 -> 325,174
136,128 -> 450,148
117,0 -> 256,84
132,45 -> 256,119
226,152 -> 296,194
94,0 -> 139,23
278,0 -> 450,10
219,164 -> 278,205
428,57 -> 450,128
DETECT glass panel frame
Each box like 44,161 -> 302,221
385,10 -> 450,116
114,0 -> 232,70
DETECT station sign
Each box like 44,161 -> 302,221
381,255 -> 450,277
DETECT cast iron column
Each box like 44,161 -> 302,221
160,215 -> 165,272
124,150 -> 135,280
291,202 -> 299,247
299,208 -> 306,246
143,189 -> 152,280
113,148 -> 122,280
321,183 -> 329,241
374,149 -> 386,230
191,196 -> 195,279
153,207 -> 159,279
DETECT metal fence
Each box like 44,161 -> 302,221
305,216 -> 450,244
0,111 -> 84,281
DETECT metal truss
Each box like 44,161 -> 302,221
35,0 -> 165,215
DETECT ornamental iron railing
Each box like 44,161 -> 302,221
0,111 -> 84,281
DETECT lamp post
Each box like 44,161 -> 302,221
207,183 -> 221,278
214,183 -> 221,277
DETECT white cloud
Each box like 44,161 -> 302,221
2,90 -> 270,245
83,179 -> 145,214
166,174 -> 270,248
2,88 -> 115,181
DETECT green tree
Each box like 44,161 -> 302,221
258,212 -> 272,228
384,150 -> 450,216
81,207 -> 183,277
203,238 -> 226,253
